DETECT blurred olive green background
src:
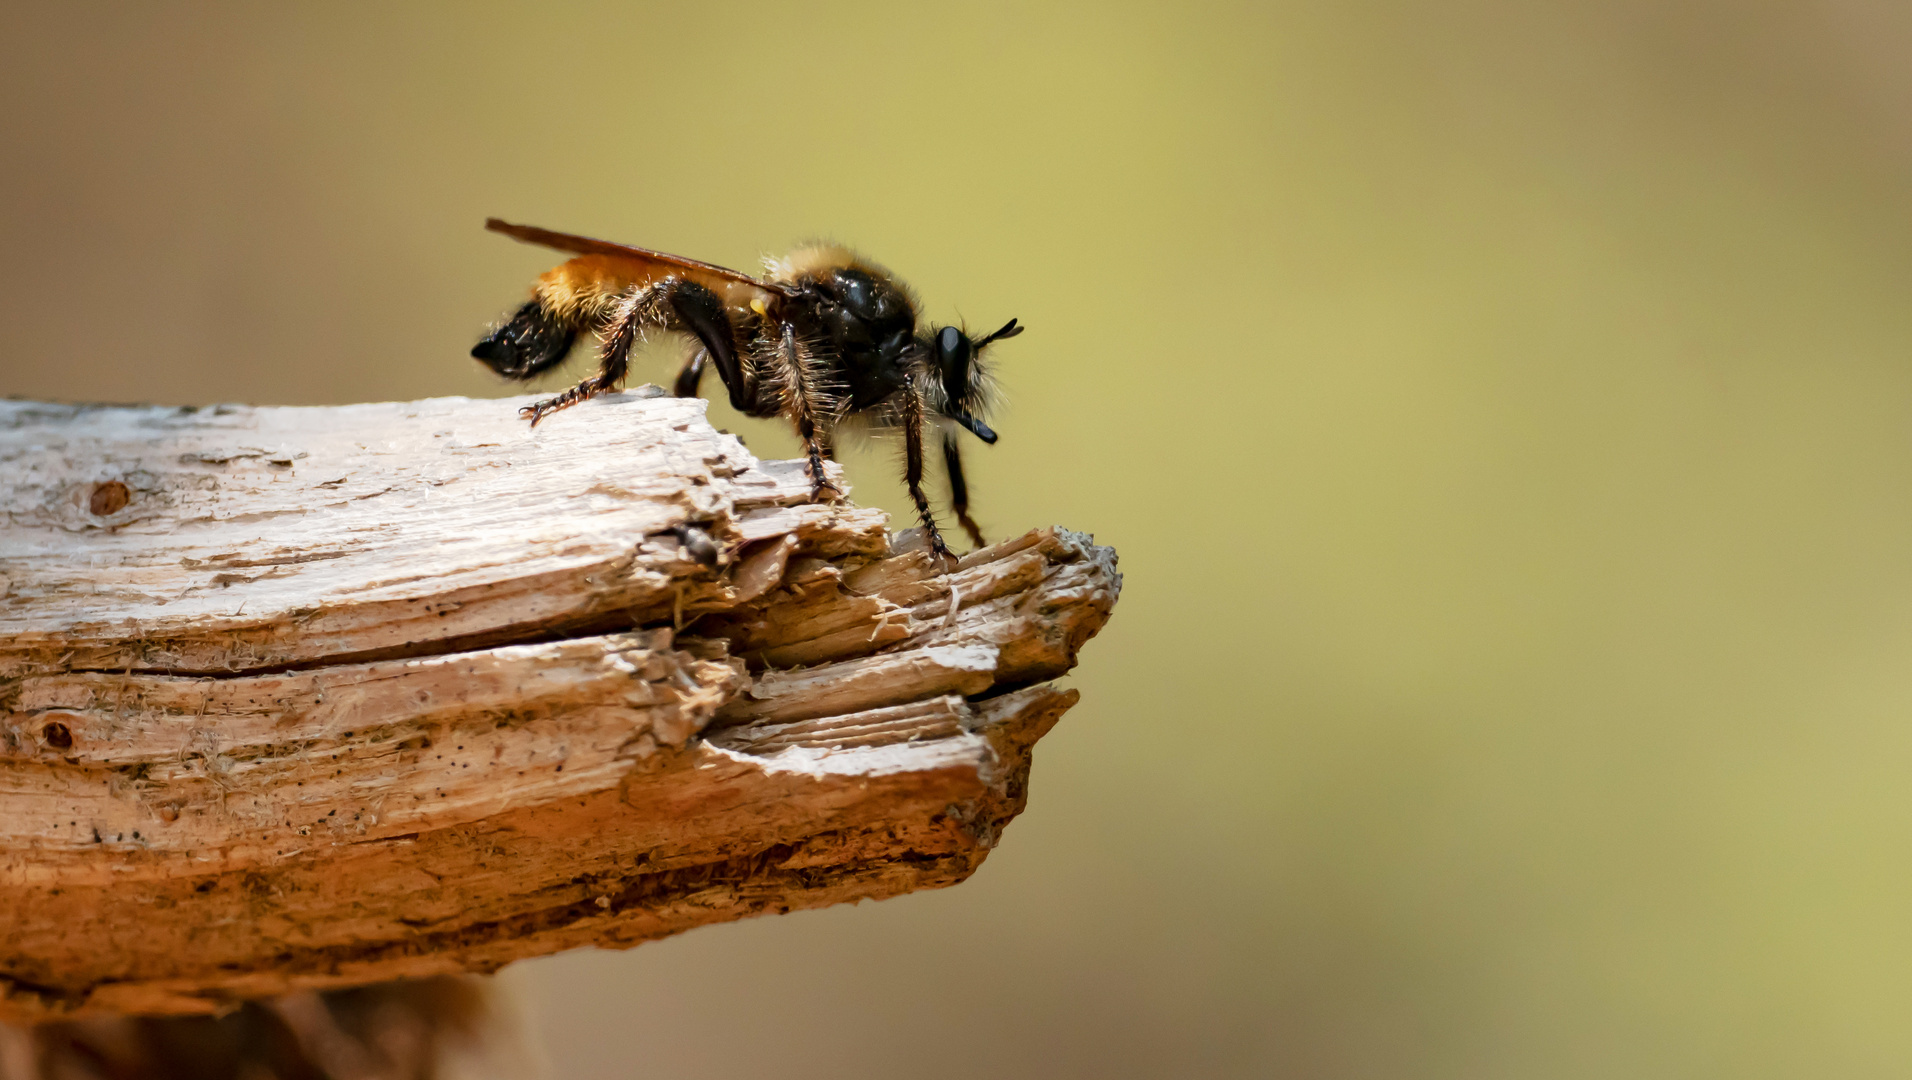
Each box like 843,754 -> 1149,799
8,1 -> 1912,1076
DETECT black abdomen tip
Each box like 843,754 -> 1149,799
473,300 -> 577,380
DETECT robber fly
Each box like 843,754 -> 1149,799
471,219 -> 1021,559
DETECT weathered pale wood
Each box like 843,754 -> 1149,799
0,393 -> 1120,1022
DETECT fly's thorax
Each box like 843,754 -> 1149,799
781,266 -> 925,411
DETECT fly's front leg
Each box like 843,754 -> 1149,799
943,432 -> 986,549
900,384 -> 952,561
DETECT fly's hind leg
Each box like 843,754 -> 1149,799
673,348 -> 708,399
668,283 -> 757,414
519,283 -> 657,426
522,277 -> 751,427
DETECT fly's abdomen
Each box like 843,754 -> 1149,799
471,300 -> 578,379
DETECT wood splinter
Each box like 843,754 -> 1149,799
0,390 -> 1120,1023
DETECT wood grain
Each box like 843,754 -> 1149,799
0,392 -> 1119,1021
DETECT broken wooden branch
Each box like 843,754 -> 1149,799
0,391 -> 1119,1022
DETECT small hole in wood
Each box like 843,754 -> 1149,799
41,722 -> 73,750
89,480 -> 130,516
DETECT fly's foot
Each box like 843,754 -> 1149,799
925,528 -> 956,566
805,456 -> 843,501
518,377 -> 615,427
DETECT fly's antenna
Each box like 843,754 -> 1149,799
974,318 -> 1023,348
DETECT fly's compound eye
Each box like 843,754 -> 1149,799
936,326 -> 966,365
934,325 -> 973,404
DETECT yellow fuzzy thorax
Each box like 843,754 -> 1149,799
767,243 -> 911,286
764,244 -> 923,320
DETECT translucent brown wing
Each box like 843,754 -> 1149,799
484,219 -> 795,297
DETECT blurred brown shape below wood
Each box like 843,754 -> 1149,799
0,978 -> 502,1080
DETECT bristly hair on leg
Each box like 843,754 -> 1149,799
518,281 -> 663,425
763,320 -> 843,499
895,364 -> 952,560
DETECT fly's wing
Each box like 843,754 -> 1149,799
484,219 -> 794,297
